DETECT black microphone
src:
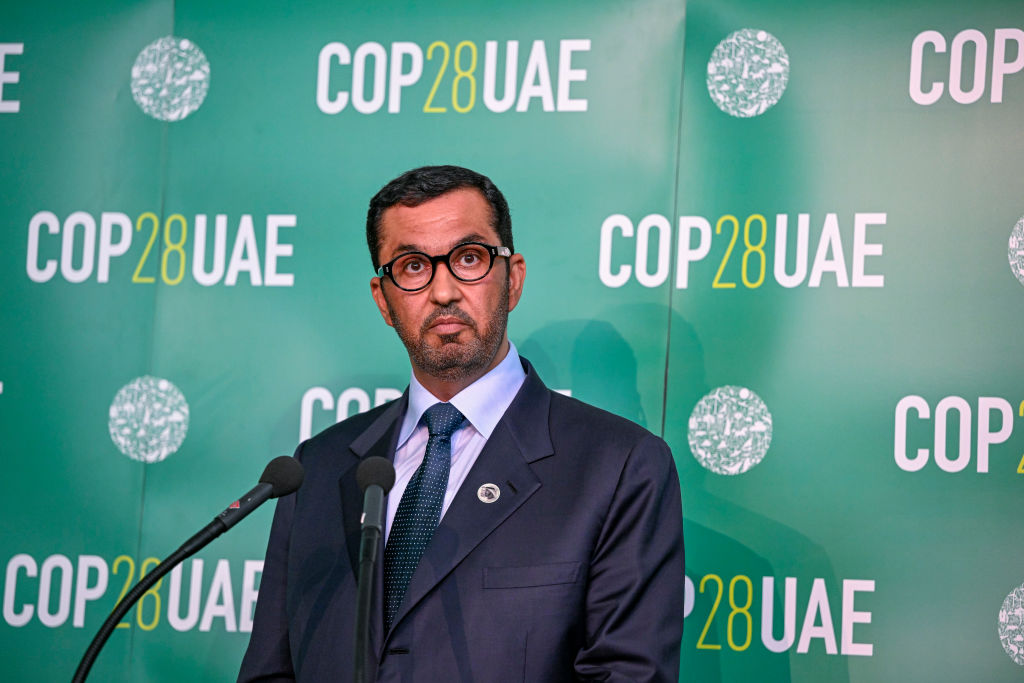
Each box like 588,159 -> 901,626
72,456 -> 304,683
217,455 -> 305,529
357,456 -> 396,536
353,456 -> 396,683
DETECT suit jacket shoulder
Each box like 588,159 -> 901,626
540,380 -> 677,485
298,392 -> 407,465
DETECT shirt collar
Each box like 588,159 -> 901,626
397,341 -> 526,448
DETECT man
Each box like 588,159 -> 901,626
239,165 -> 684,682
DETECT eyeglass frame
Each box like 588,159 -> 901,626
375,241 -> 513,292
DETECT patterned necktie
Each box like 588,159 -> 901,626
383,402 -> 465,631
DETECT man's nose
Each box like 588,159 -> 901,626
427,261 -> 463,304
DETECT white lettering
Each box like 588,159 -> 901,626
97,213 -> 132,283
909,31 -> 946,105
807,213 -> 848,287
556,39 -> 589,112
168,559 -> 204,632
762,576 -> 797,653
635,214 -> 671,287
598,214 -> 633,288
483,41 -> 518,113
894,395 -> 930,472
26,211 -> 59,282
72,555 -> 108,628
675,217 -> 711,289
774,214 -> 809,287
38,554 -> 73,628
3,554 -> 36,627
682,575 -> 695,619
0,43 -> 23,113
840,579 -> 874,656
977,397 -> 1013,473
516,41 -> 554,112
337,387 -> 371,421
934,396 -> 972,472
240,560 -> 263,633
949,29 -> 987,104
299,387 -> 333,442
224,215 -> 263,286
193,215 -> 228,286
264,214 -> 296,286
199,559 -> 236,632
796,578 -> 837,655
60,212 -> 97,283
851,213 -> 885,287
352,42 -> 387,114
388,42 -> 423,114
992,29 -> 1024,103
316,42 -> 351,114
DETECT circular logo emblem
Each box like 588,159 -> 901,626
108,376 -> 190,463
1009,216 -> 1024,287
688,385 -> 773,475
706,28 -> 790,118
999,584 -> 1024,665
130,36 -> 210,121
477,483 -> 500,503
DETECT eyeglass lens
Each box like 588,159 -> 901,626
391,243 -> 492,289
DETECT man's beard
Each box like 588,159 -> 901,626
386,278 -> 510,384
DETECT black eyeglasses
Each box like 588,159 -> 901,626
376,242 -> 511,292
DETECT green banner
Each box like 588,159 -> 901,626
2,1 -> 1023,681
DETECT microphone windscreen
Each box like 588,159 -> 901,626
259,456 -> 305,498
356,456 -> 396,494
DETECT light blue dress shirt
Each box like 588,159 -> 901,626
384,341 -> 527,543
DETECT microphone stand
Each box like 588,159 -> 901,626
71,518 -> 226,683
353,520 -> 382,683
71,455 -> 303,683
352,457 -> 393,683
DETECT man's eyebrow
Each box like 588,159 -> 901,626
388,233 -> 493,259
459,232 -> 490,244
391,243 -> 422,256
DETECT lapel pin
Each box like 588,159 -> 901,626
477,483 -> 500,503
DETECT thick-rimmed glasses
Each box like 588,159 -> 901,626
376,242 -> 512,292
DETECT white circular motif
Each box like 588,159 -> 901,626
688,386 -> 773,475
108,376 -> 190,463
130,36 -> 210,121
999,584 -> 1024,665
706,28 -> 790,118
1008,216 -> 1024,287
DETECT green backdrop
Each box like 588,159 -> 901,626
3,1 -> 1024,680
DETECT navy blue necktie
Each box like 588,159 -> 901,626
383,402 -> 465,631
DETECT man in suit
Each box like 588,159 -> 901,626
238,165 -> 684,682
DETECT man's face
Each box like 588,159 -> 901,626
370,188 -> 526,388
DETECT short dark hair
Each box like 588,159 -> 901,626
366,165 -> 513,270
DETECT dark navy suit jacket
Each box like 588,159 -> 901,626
238,360 -> 684,682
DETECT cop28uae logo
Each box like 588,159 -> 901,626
130,36 -> 210,121
108,376 -> 190,463
1009,215 -> 1024,287
999,583 -> 1024,665
688,385 -> 773,475
706,29 -> 790,118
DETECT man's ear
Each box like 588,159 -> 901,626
507,253 -> 526,312
370,277 -> 394,327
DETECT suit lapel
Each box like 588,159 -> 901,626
388,364 -> 554,635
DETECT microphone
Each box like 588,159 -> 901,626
356,456 -> 396,536
217,455 -> 305,530
353,456 -> 396,683
72,456 -> 304,683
